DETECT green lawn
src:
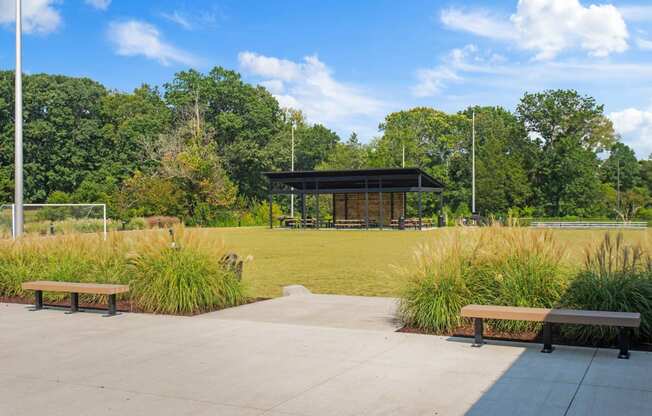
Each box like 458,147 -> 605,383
201,227 -> 652,299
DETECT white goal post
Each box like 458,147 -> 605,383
3,203 -> 107,240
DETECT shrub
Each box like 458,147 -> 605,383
559,233 -> 652,345
128,228 -> 247,314
145,216 -> 181,229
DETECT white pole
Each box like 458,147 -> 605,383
14,0 -> 24,238
290,124 -> 295,218
402,143 -> 405,168
617,158 -> 621,212
471,110 -> 476,215
103,204 -> 107,241
11,204 -> 16,239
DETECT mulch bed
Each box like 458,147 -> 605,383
399,325 -> 652,352
0,296 -> 268,316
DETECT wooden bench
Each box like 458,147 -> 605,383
461,304 -> 641,359
21,281 -> 129,316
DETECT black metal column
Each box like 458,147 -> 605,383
417,174 -> 423,230
618,327 -> 630,359
315,181 -> 320,229
440,192 -> 444,226
472,318 -> 484,347
268,182 -> 273,229
542,323 -> 554,353
70,293 -> 78,313
107,294 -> 117,316
364,178 -> 369,230
34,290 -> 43,310
332,194 -> 336,225
379,178 -> 384,230
301,182 -> 306,228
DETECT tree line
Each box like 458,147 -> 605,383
0,68 -> 651,224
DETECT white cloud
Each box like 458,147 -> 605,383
412,44 -> 508,97
161,11 -> 192,30
238,51 -> 386,135
160,8 -> 220,31
0,0 -> 62,34
441,0 -> 629,60
107,20 -> 199,66
440,8 -> 516,41
637,37 -> 652,50
239,52 -> 301,81
85,0 -> 111,11
618,5 -> 652,22
609,108 -> 652,158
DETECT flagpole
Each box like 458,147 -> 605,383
14,0 -> 24,238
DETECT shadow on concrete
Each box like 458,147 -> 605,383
445,335 -> 651,415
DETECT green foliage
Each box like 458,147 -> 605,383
317,133 -> 369,170
559,233 -> 652,344
517,90 -> 616,216
1,66 -> 649,222
399,235 -> 475,332
129,230 -> 246,314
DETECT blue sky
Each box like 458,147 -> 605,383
1,0 -> 652,157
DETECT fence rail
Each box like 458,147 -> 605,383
531,221 -> 648,229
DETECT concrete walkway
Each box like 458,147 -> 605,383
1,300 -> 651,415
204,293 -> 401,331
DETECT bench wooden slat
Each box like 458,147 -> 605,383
22,281 -> 129,295
461,304 -> 640,327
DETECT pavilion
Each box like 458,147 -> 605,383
265,168 -> 444,230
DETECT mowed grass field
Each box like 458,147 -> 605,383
196,227 -> 652,299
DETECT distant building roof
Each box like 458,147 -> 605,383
265,168 -> 444,194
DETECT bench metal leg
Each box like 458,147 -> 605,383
542,323 -> 554,353
34,290 -> 43,310
106,294 -> 117,316
618,327 -> 630,359
472,318 -> 484,347
69,293 -> 79,313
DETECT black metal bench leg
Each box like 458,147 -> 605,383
69,293 -> 78,313
542,323 -> 554,353
618,327 -> 630,359
472,318 -> 484,347
34,290 -> 43,310
107,294 -> 117,316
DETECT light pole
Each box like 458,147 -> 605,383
290,123 -> 296,218
471,110 -> 476,216
14,0 -> 24,238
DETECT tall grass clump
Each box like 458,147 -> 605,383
0,234 -> 129,303
128,228 -> 247,315
399,225 -> 570,334
560,233 -> 652,345
398,230 -> 480,333
0,227 -> 248,314
472,228 -> 569,333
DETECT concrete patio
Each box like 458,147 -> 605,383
1,295 -> 651,415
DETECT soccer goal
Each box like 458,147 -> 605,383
0,204 -> 108,240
